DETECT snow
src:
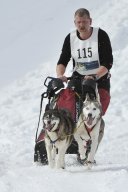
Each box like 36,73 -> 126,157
0,0 -> 128,191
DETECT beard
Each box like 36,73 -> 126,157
78,26 -> 92,34
79,26 -> 89,33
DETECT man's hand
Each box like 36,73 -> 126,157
57,75 -> 68,82
56,64 -> 67,82
84,75 -> 99,80
84,75 -> 95,80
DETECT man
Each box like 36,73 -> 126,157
56,8 -> 113,115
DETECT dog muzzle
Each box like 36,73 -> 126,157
44,123 -> 56,132
85,115 -> 95,126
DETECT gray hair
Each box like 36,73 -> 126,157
75,8 -> 90,18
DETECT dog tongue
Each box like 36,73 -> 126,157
87,117 -> 93,126
46,124 -> 53,131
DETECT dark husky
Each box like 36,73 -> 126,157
43,109 -> 75,169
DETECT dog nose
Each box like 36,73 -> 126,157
47,120 -> 51,124
88,113 -> 92,117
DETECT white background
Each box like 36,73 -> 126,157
0,0 -> 128,192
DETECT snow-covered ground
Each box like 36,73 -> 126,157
0,0 -> 128,191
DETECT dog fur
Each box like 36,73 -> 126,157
43,109 -> 75,169
74,92 -> 103,169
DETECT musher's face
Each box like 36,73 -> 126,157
74,15 -> 92,33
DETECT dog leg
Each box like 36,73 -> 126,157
87,122 -> 101,167
78,139 -> 87,160
75,132 -> 90,161
51,145 -> 56,167
87,136 -> 98,163
56,150 -> 66,169
97,118 -> 104,151
74,134 -> 85,160
86,138 -> 98,169
56,142 -> 67,169
45,140 -> 55,168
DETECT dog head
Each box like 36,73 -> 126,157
82,95 -> 102,128
43,109 -> 60,132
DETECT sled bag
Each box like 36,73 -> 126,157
56,88 -> 81,122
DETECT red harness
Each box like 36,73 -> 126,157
84,123 -> 95,139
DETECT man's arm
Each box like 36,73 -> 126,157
56,64 -> 67,82
95,66 -> 108,79
87,28 -> 113,80
84,65 -> 108,80
56,34 -> 71,82
98,29 -> 113,71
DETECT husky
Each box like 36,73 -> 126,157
43,109 -> 75,169
74,91 -> 104,169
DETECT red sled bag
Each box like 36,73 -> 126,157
56,88 -> 76,121
56,88 -> 81,123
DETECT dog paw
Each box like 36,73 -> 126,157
56,164 -> 65,169
85,160 -> 96,169
86,161 -> 93,169
77,154 -> 88,165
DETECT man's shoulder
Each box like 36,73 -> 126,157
64,33 -> 70,41
64,30 -> 77,42
70,30 -> 76,34
98,28 -> 110,38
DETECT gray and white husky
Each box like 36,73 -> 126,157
43,109 -> 75,169
74,92 -> 104,169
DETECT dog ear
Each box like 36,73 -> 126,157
84,93 -> 91,103
95,85 -> 101,104
96,94 -> 101,104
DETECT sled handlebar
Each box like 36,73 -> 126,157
44,76 -> 56,87
67,75 -> 98,81
43,75 -> 97,88
43,76 -> 76,87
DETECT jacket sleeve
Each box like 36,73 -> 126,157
57,34 -> 71,67
98,29 -> 113,70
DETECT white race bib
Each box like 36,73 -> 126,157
70,28 -> 100,75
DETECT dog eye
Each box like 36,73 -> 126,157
93,108 -> 96,110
